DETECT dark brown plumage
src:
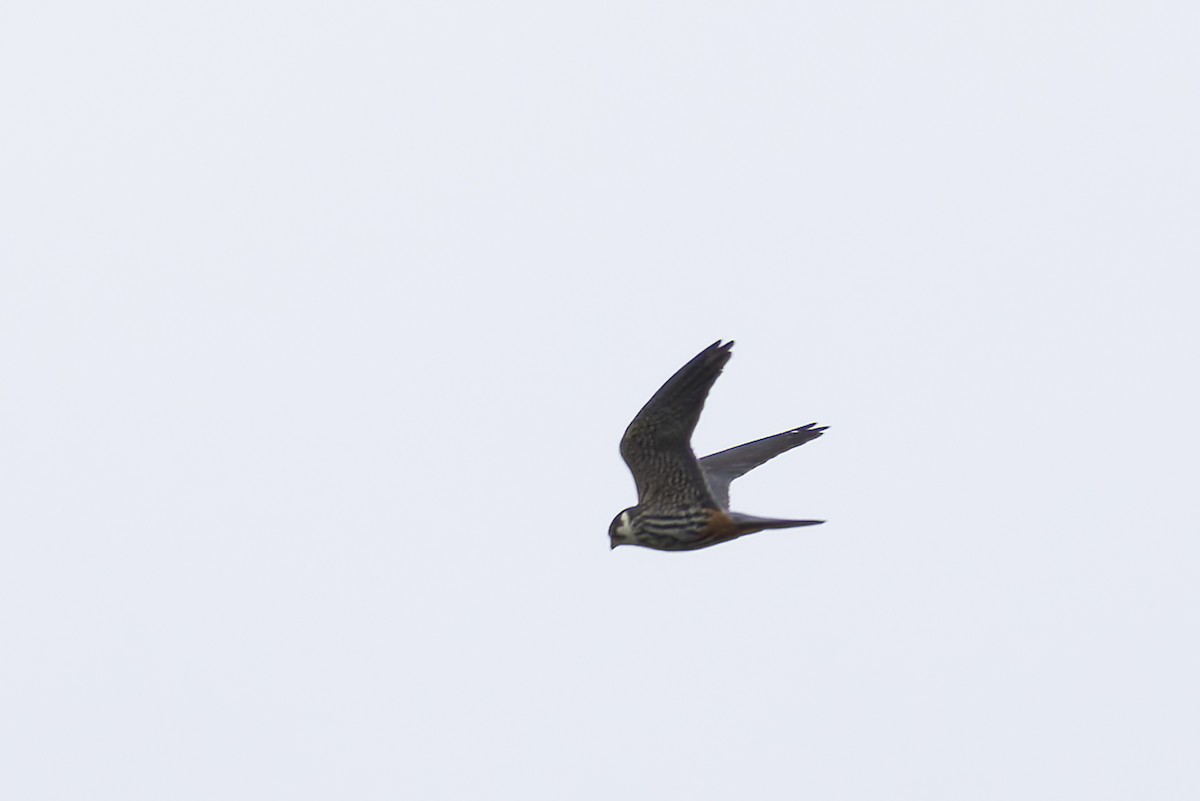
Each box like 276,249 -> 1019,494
609,341 -> 827,551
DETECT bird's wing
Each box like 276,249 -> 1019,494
699,423 -> 826,509
619,341 -> 733,509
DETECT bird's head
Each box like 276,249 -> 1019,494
608,507 -> 638,549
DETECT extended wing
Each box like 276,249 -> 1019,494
619,341 -> 733,509
699,423 -> 826,509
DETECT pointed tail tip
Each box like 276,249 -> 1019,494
729,512 -> 826,531
772,518 -> 824,530
741,518 -> 825,535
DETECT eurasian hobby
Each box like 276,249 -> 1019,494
609,340 -> 826,551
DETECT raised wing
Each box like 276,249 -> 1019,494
619,341 -> 734,509
699,423 -> 826,509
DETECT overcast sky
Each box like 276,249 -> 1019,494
2,2 -> 1198,799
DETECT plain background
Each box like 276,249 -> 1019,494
2,2 -> 1197,799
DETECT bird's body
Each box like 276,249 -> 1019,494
609,341 -> 826,551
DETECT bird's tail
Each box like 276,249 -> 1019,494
729,511 -> 824,535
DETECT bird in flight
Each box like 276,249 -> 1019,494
610,340 -> 826,551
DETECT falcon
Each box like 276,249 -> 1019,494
609,340 -> 826,551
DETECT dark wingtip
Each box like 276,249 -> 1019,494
697,340 -> 735,369
791,423 -> 829,437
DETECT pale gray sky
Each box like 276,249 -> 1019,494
2,2 -> 1198,799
